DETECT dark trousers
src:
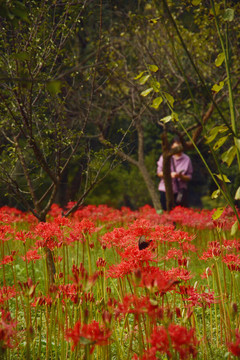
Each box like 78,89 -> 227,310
160,190 -> 188,211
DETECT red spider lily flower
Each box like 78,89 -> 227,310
181,241 -> 197,253
178,285 -> 216,308
68,220 -> 96,244
166,267 -> 192,282
0,309 -> 18,349
139,267 -> 180,295
107,246 -> 156,279
0,225 -> 13,242
200,267 -> 212,279
18,278 -> 39,298
165,248 -> 183,260
1,255 -> 14,265
21,249 -> 42,263
139,323 -> 198,359
96,257 -> 106,268
200,241 -> 221,260
115,294 -> 164,321
31,294 -> 53,307
65,320 -> 112,352
222,254 -> 240,272
0,286 -> 17,305
57,284 -> 78,304
223,239 -> 240,252
52,215 -> 71,227
227,329 -> 240,357
35,222 -> 63,250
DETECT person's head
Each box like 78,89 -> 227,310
171,136 -> 182,155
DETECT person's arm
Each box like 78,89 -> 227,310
175,172 -> 191,182
157,156 -> 163,178
174,157 -> 193,182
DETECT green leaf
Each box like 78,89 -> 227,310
212,207 -> 225,220
215,53 -> 225,67
210,4 -> 220,16
172,112 -> 179,121
13,52 -> 30,61
205,125 -> 228,144
149,17 -> 160,24
138,74 -> 150,85
221,146 -> 237,167
231,220 -> 238,236
223,8 -> 234,22
140,87 -> 153,97
211,189 -> 220,199
46,80 -> 62,95
151,96 -> 163,109
151,79 -> 161,92
164,92 -> 174,108
212,207 -> 225,221
215,173 -> 231,183
235,187 -> 240,200
235,139 -> 240,151
160,115 -> 172,124
192,0 -> 201,5
211,81 -> 224,93
134,71 -> 146,80
213,135 -> 229,150
148,64 -> 158,72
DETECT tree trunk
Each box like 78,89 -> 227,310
161,131 -> 175,212
138,162 -> 162,211
163,153 -> 175,211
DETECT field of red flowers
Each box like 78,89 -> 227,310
0,204 -> 239,359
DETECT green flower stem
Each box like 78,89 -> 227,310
210,0 -> 240,171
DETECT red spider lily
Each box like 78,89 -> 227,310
31,294 -> 53,307
52,215 -> 71,227
227,329 -> 240,357
200,241 -> 221,260
18,278 -> 38,298
0,286 -> 17,305
1,251 -> 17,265
165,267 -> 192,282
139,323 -> 198,359
139,267 -> 180,295
107,245 -> 156,279
15,230 -> 31,243
114,294 -> 164,321
165,248 -> 183,260
181,241 -> 197,253
96,257 -> 106,268
34,222 -> 64,250
0,309 -> 18,349
222,254 -> 240,271
21,249 -> 42,263
200,268 -> 212,279
0,225 -> 13,242
57,284 -> 78,304
65,320 -> 112,352
177,285 -> 216,308
223,239 -> 240,252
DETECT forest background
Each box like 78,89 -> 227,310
0,0 -> 240,215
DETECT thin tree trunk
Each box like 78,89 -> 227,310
138,162 -> 161,211
162,131 -> 175,212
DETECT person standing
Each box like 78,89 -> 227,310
157,136 -> 193,211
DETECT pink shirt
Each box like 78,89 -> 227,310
157,153 -> 193,193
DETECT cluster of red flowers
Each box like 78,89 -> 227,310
0,309 -> 18,349
0,203 -> 239,358
65,320 -> 112,352
135,323 -> 198,359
